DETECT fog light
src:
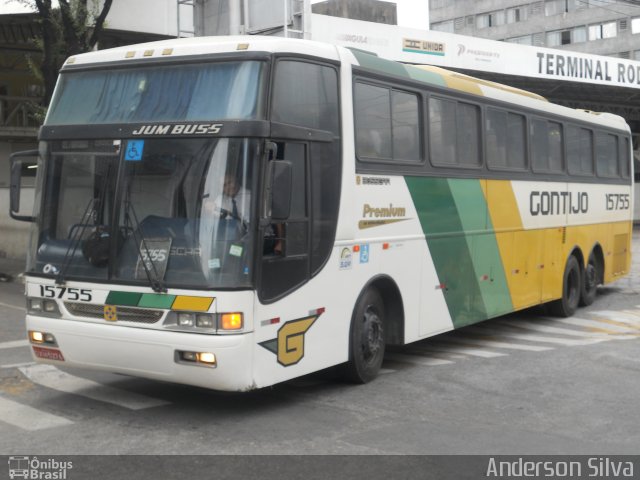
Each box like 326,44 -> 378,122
29,330 -> 57,345
196,352 -> 216,365
177,350 -> 216,367
196,314 -> 215,328
177,312 -> 195,327
180,351 -> 197,362
220,313 -> 243,331
30,331 -> 44,343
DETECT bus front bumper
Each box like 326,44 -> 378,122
26,315 -> 256,392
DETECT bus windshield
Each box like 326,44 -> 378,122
46,60 -> 264,125
28,137 -> 260,289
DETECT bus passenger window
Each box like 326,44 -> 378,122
429,97 -> 456,165
355,83 -> 392,159
596,132 -> 619,177
620,137 -> 631,179
532,119 -> 564,173
392,90 -> 420,161
567,126 -> 594,176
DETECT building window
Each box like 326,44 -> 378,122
573,26 -> 587,43
507,7 -> 527,24
430,0 -> 450,9
546,26 -> 586,46
589,21 -> 617,40
431,20 -> 454,33
476,10 -> 505,29
632,17 -> 640,34
506,34 -> 533,45
545,0 -> 576,16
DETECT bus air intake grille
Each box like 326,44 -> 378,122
64,302 -> 164,323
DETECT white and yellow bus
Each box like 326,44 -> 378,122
10,36 -> 632,391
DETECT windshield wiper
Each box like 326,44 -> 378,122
122,193 -> 167,293
55,197 -> 97,285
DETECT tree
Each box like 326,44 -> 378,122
23,0 -> 113,106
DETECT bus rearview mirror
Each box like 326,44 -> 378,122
9,150 -> 38,222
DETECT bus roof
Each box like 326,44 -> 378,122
63,35 -> 629,133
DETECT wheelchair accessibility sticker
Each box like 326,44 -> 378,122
125,140 -> 145,161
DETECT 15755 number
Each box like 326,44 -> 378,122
39,285 -> 92,302
605,193 -> 630,211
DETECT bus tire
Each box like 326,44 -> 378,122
579,252 -> 599,307
343,287 -> 386,384
549,255 -> 581,317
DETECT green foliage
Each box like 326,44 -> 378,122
17,0 -> 113,107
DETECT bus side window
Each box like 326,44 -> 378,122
596,132 -> 619,178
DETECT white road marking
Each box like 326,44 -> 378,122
555,317 -> 638,334
0,301 -> 25,312
0,396 -> 73,431
0,339 -> 29,350
1,361 -> 36,369
496,320 -> 610,338
426,344 -> 507,358
386,352 -> 454,366
467,326 -> 606,346
438,336 -> 553,352
589,311 -> 640,327
19,364 -> 170,410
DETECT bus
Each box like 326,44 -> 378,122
10,36 -> 633,391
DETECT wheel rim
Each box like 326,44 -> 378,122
360,306 -> 383,365
585,261 -> 597,291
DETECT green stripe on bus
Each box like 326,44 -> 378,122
448,179 -> 513,319
405,177 -> 486,327
350,47 -> 447,88
105,291 -> 142,306
350,48 -> 409,77
138,293 -> 176,309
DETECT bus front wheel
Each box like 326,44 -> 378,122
343,287 -> 386,384
549,255 -> 581,317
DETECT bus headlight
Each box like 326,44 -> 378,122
164,312 -> 243,333
177,312 -> 196,327
27,297 -> 61,318
196,314 -> 215,328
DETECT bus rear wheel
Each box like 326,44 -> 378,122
579,253 -> 599,307
343,287 -> 386,384
549,255 -> 581,317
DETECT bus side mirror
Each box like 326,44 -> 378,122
269,161 -> 292,221
9,150 -> 38,222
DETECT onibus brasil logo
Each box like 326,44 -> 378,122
8,456 -> 73,479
